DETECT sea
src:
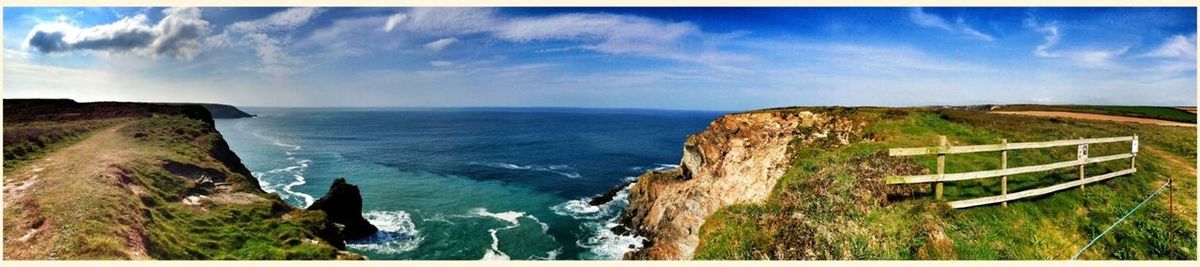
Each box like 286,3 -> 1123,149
213,107 -> 722,260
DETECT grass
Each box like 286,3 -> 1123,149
997,105 -> 1197,123
4,106 -> 345,259
122,114 -> 344,259
693,108 -> 1196,260
3,117 -> 129,172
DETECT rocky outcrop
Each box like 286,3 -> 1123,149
307,178 -> 379,242
619,110 -> 864,260
194,104 -> 255,118
589,181 -> 634,206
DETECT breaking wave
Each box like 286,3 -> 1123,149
550,182 -> 646,259
347,210 -> 423,254
240,123 -> 314,207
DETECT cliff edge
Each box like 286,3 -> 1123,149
619,110 -> 863,259
2,99 -> 364,260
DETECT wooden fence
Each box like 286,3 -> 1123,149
886,135 -> 1139,209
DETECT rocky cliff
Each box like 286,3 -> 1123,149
618,110 -> 864,260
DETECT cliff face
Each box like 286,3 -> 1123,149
619,110 -> 864,260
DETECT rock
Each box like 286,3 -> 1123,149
588,181 -> 633,206
307,178 -> 379,241
618,110 -> 865,260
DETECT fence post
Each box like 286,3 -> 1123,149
1001,138 -> 1008,207
936,135 -> 946,201
1131,135 -> 1138,172
1078,138 -> 1086,191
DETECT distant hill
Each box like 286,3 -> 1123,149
170,103 -> 255,118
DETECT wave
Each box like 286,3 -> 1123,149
470,208 -> 560,260
346,210 -> 423,254
237,122 -> 314,207
628,163 -> 679,172
577,219 -> 647,260
473,208 -> 524,260
550,182 -> 634,220
550,182 -> 646,259
471,162 -> 582,179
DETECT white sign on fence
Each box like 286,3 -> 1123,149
1078,143 -> 1089,161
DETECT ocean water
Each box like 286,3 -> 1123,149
213,107 -> 721,260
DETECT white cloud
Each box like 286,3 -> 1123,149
22,7 -> 210,59
1025,17 -> 1060,58
908,8 -> 993,41
1144,34 -> 1197,60
401,7 -> 498,36
496,13 -> 700,54
424,37 -> 458,52
1024,17 -> 1132,69
382,8 -> 745,71
383,12 -> 408,32
227,7 -> 323,33
430,60 -> 454,67
212,7 -> 324,75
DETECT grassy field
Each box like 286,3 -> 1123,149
995,105 -> 1197,123
3,101 -> 347,260
693,108 -> 1196,260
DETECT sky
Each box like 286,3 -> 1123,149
2,7 -> 1196,110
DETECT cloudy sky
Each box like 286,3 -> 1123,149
3,7 -> 1196,110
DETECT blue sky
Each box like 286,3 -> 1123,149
3,7 -> 1196,110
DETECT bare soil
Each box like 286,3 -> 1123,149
991,111 -> 1196,127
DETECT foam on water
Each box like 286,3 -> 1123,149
347,210 -> 423,254
550,182 -> 633,220
470,208 -> 560,260
472,208 -> 525,260
237,122 -> 316,207
471,162 -> 583,179
551,182 -> 647,259
628,163 -> 679,172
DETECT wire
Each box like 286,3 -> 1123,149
1071,181 -> 1171,260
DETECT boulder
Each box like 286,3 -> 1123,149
307,178 -> 378,241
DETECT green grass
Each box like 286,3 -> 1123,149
693,108 -> 1197,260
3,117 -> 129,172
997,105 -> 1197,123
4,111 -> 344,260
121,114 -> 342,259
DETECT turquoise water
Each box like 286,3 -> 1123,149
213,108 -> 720,260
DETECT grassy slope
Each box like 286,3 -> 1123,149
4,106 -> 342,259
693,108 -> 1196,260
996,105 -> 1197,123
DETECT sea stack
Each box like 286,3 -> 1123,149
308,178 -> 380,241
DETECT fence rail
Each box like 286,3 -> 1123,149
887,135 -> 1138,208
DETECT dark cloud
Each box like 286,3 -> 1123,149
23,7 -> 210,59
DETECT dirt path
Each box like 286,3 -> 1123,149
991,111 -> 1195,127
1143,145 -> 1196,176
3,121 -> 150,259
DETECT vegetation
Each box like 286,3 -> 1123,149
3,100 -> 345,260
996,105 -> 1197,123
3,118 -> 128,171
694,108 -> 1196,260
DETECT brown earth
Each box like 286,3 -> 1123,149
3,122 -> 150,259
991,111 -> 1196,127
